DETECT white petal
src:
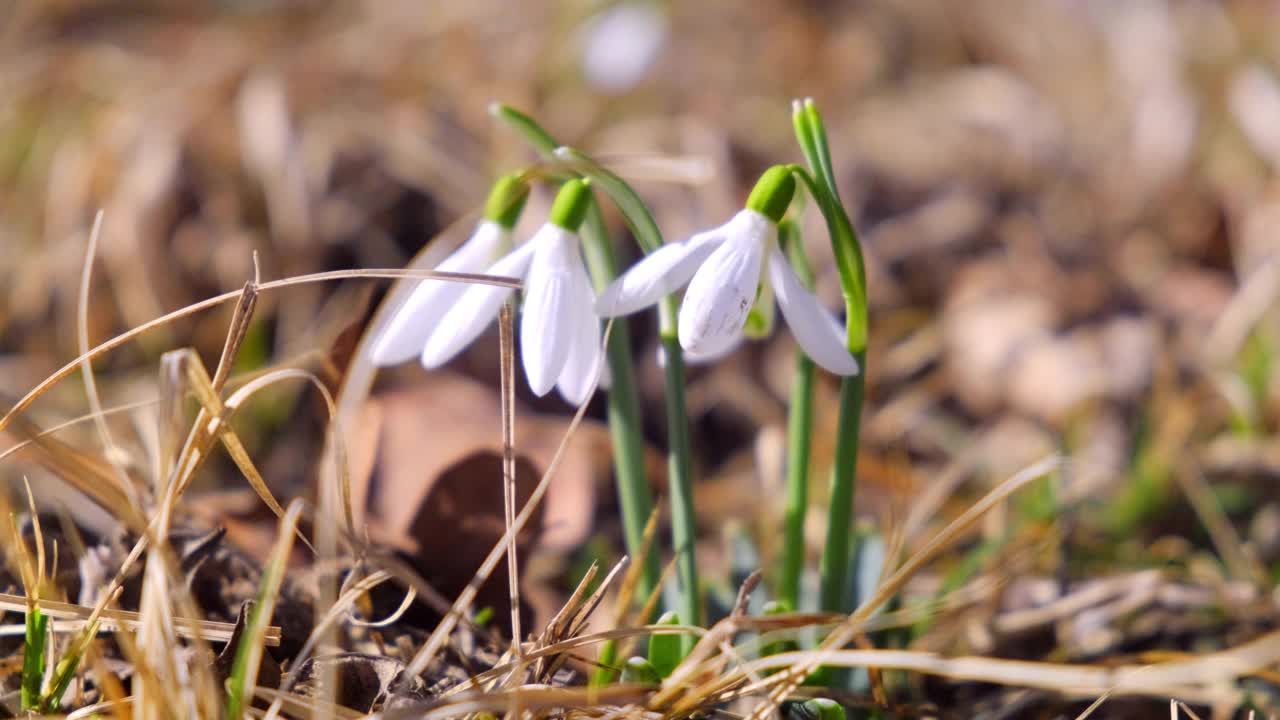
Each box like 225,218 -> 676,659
520,225 -> 581,396
419,237 -> 537,369
768,247 -> 860,376
556,262 -> 605,405
596,229 -> 726,316
372,221 -> 509,366
677,210 -> 770,355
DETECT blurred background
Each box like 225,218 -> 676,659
4,0 -> 1280,712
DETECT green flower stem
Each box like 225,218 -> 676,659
778,219 -> 816,612
819,346 -> 866,613
581,201 -> 661,603
659,314 -> 701,641
552,144 -> 701,638
791,101 -> 869,615
491,104 -> 661,603
492,104 -> 699,635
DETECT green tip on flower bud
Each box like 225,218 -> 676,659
798,699 -> 846,720
621,656 -> 661,685
548,178 -> 593,231
745,165 -> 796,224
483,174 -> 531,230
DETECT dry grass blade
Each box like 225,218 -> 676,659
722,638 -> 1276,704
0,593 -> 281,645
529,558 -> 628,687
615,509 -> 660,628
0,399 -> 157,464
76,209 -> 137,511
254,686 -> 367,720
66,697 -> 132,720
453,622 -> 708,696
0,411 -> 140,529
729,455 -> 1064,718
398,321 -> 613,686
377,683 -> 654,720
0,267 -> 520,441
499,300 -> 522,665
531,560 -> 599,684
567,558 -> 627,638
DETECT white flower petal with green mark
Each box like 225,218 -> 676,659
557,261 -> 604,405
520,225 -> 581,396
420,237 -> 539,369
768,247 -> 859,376
597,229 -> 726,316
372,220 -> 509,366
677,210 -> 769,355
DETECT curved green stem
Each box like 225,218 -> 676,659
557,144 -> 700,639
818,346 -> 866,613
493,103 -> 700,636
582,201 -> 661,603
791,102 -> 869,615
658,305 -> 700,639
491,104 -> 659,602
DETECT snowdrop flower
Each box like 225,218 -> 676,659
376,178 -> 606,405
372,174 -> 530,366
598,166 -> 859,376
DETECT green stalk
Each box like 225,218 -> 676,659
659,307 -> 701,641
778,219 -> 816,611
790,101 -> 869,614
581,203 -> 662,603
554,144 -> 701,639
21,604 -> 48,710
492,104 -> 660,602
819,348 -> 866,613
493,104 -> 699,638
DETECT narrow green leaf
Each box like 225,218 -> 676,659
42,615 -> 102,712
490,103 -> 559,154
225,500 -> 302,718
21,605 -> 48,710
592,638 -> 621,687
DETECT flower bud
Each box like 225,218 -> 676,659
745,165 -> 796,224
548,178 -> 594,231
483,174 -> 531,230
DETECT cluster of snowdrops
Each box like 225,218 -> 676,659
371,102 -> 869,678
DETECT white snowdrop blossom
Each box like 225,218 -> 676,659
372,178 -> 606,405
598,168 -> 859,376
371,219 -> 512,367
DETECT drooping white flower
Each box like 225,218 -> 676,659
371,219 -> 512,366
373,177 -> 606,405
598,167 -> 859,376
